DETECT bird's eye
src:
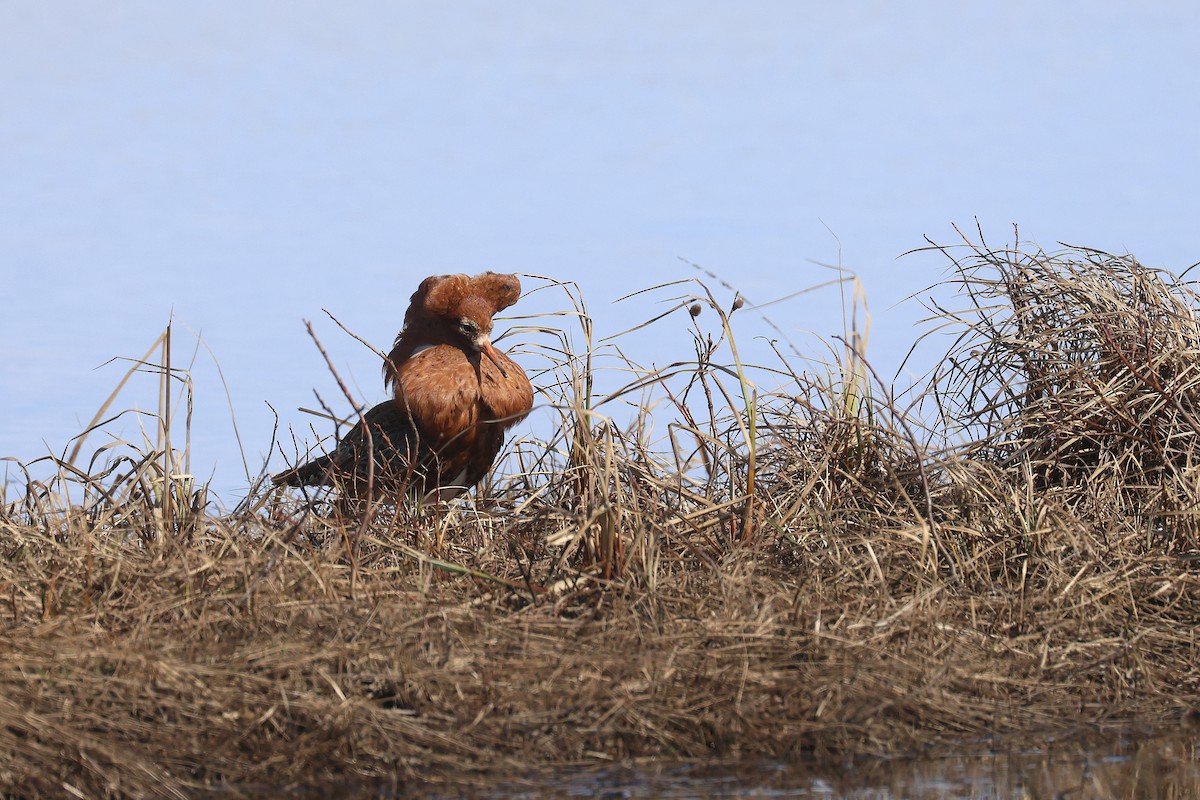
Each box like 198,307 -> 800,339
459,318 -> 479,336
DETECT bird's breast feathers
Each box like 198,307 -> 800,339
395,347 -> 478,442
480,352 -> 534,423
398,343 -> 532,428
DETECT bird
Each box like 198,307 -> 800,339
272,272 -> 534,506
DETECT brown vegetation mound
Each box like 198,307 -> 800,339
2,233 -> 1199,796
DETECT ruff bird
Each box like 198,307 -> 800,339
273,272 -> 533,503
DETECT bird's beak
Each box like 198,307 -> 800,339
478,337 -> 509,378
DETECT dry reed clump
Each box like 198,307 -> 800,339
925,232 -> 1200,551
3,242 -> 1200,797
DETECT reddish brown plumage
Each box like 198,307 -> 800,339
273,271 -> 533,504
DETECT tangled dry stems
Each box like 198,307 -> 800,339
3,235 -> 1200,797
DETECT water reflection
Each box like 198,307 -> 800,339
453,731 -> 1199,799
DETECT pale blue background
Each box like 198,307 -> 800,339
3,2 -> 1197,502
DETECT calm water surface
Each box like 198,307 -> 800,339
435,730 -> 1200,799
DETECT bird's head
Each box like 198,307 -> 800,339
401,273 -> 513,377
453,295 -> 507,377
451,295 -> 497,352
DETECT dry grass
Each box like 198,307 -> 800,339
4,232 -> 1200,797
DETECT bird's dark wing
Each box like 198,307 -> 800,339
272,400 -> 432,495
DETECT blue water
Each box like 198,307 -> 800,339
4,3 -> 1199,500
460,730 -> 1200,798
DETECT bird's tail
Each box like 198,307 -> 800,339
271,455 -> 335,487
